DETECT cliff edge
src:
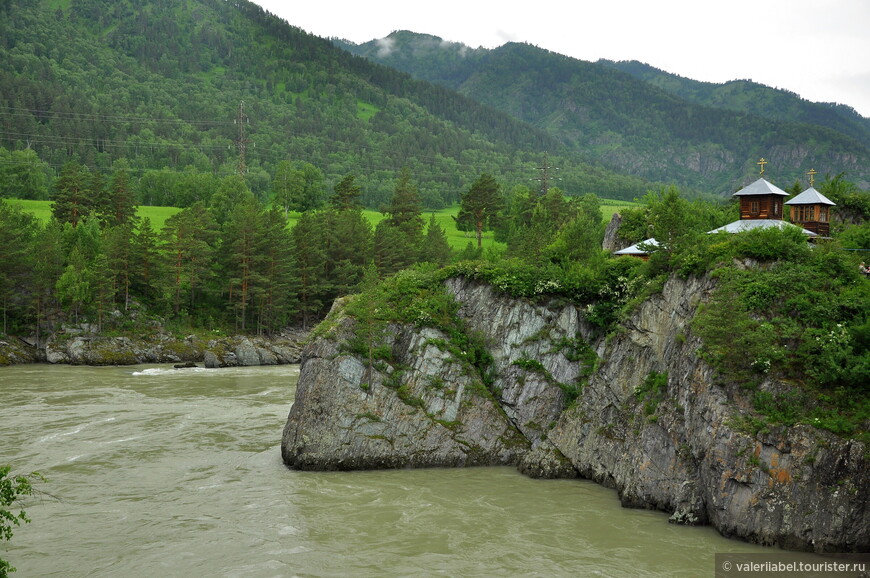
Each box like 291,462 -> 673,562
281,275 -> 868,552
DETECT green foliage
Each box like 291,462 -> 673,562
455,173 -> 502,249
634,371 -> 669,417
1,465 -> 40,577
730,225 -> 813,262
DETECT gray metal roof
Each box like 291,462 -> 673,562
733,177 -> 789,197
613,238 -> 659,255
784,187 -> 836,206
707,219 -> 818,236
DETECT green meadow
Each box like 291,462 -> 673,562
8,198 -> 639,251
7,199 -> 183,231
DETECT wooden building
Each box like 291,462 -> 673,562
784,186 -> 835,237
734,177 -> 789,220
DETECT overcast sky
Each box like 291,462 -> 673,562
252,0 -> 870,118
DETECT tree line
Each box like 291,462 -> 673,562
0,152 -> 641,339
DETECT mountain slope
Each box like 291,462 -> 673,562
0,0 -> 654,206
342,32 -> 870,192
600,59 -> 870,148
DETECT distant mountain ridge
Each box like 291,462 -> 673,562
339,31 -> 870,192
599,59 -> 870,148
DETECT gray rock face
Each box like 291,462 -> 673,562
281,275 -> 868,552
30,333 -> 304,366
282,318 -> 527,470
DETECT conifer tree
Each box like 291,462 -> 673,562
374,169 -> 425,276
456,173 -> 502,248
104,159 -> 138,227
51,161 -> 91,228
372,220 -> 410,278
257,207 -> 298,334
272,160 -> 295,217
222,196 -> 266,331
421,214 -> 452,266
383,168 -> 424,237
104,223 -> 136,310
89,253 -> 115,331
331,174 -> 363,211
160,202 -> 219,315
291,211 -> 330,329
322,207 -> 373,299
0,200 -> 38,333
29,221 -> 65,345
132,217 -> 161,305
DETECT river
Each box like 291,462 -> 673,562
2,363 -> 782,577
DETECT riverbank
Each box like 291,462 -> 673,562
0,329 -> 307,367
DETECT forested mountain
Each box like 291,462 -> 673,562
0,0 -> 654,206
341,31 -> 870,193
600,60 -> 870,148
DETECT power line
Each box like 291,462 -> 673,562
0,106 -> 231,127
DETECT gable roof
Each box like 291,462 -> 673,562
784,187 -> 836,206
613,238 -> 659,256
733,178 -> 789,197
707,219 -> 818,236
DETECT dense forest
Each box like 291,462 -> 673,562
342,31 -> 870,192
0,0 -> 657,208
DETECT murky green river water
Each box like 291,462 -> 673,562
1,363 -> 793,576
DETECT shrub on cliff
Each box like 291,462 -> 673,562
692,241 -> 870,441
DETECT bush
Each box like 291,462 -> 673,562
1,466 -> 39,577
732,225 -> 812,262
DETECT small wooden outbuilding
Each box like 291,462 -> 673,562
784,187 -> 835,237
733,177 -> 789,220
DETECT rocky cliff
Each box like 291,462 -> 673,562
281,275 -> 868,553
0,331 -> 304,367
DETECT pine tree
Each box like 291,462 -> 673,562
104,223 -> 135,310
330,174 -> 363,211
421,214 -> 452,266
104,159 -> 138,227
272,160 -> 295,217
373,169 -> 425,276
373,220 -> 411,278
132,217 -> 161,305
160,202 -> 219,315
291,211 -> 330,329
257,207 -> 298,334
89,253 -> 115,331
29,221 -> 65,345
221,196 -> 266,331
456,173 -> 502,248
0,200 -> 39,333
51,161 -> 92,228
322,207 -> 373,299
383,168 -> 424,237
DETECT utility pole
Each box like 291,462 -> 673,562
235,101 -> 250,178
532,152 -> 559,196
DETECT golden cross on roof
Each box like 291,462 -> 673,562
757,157 -> 768,175
807,168 -> 817,187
